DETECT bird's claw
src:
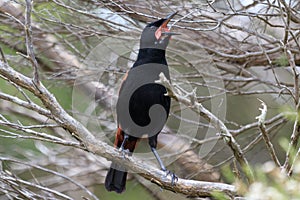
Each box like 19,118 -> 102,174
119,148 -> 130,158
164,170 -> 178,185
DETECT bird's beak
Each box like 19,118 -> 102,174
155,11 -> 179,41
161,11 -> 178,29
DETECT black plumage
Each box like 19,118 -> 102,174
105,11 -> 178,193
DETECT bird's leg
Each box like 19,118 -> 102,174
119,134 -> 130,158
151,147 -> 178,185
151,147 -> 166,171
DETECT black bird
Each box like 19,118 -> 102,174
105,11 -> 178,193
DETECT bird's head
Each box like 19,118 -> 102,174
140,11 -> 178,50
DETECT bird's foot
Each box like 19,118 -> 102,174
118,148 -> 130,159
163,170 -> 178,185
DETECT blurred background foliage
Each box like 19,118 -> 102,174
0,0 -> 300,199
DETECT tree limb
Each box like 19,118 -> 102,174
0,59 -> 236,198
156,72 -> 254,182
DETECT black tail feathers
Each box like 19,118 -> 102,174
105,162 -> 127,193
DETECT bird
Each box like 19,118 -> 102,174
105,11 -> 178,193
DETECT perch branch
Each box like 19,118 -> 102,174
0,59 -> 236,198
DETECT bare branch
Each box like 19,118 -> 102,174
0,58 -> 236,197
24,0 -> 39,83
1,0 -> 300,198
156,72 -> 254,182
0,46 -> 7,64
0,156 -> 99,200
256,99 -> 281,167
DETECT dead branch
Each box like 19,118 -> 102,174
0,59 -> 236,197
256,99 -> 281,167
156,72 -> 254,182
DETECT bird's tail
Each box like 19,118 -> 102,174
105,162 -> 127,193
105,128 -> 137,193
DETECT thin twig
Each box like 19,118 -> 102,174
1,172 -> 73,200
0,157 -> 99,200
283,49 -> 300,175
0,46 -> 7,64
25,0 -> 39,84
0,91 -> 53,119
256,99 -> 281,167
